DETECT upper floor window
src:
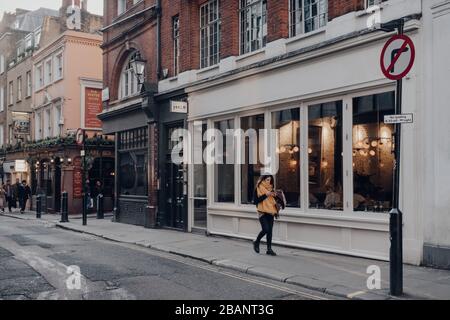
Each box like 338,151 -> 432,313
54,52 -> 63,80
290,0 -> 328,37
17,76 -> 22,101
0,86 -> 4,112
25,34 -> 33,50
119,51 -> 142,99
200,0 -> 221,69
35,64 -> 43,90
240,0 -> 267,54
118,0 -> 126,15
0,55 -> 4,74
8,81 -> 14,105
173,15 -> 180,75
44,58 -> 52,86
26,71 -> 32,97
366,0 -> 382,7
34,27 -> 41,48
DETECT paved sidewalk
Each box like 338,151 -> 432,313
1,210 -> 449,300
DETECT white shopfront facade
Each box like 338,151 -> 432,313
184,21 -> 423,265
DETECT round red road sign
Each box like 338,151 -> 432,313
380,34 -> 415,81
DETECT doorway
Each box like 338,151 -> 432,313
160,122 -> 187,230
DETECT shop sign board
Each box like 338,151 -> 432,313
384,114 -> 414,124
170,100 -> 188,114
380,34 -> 415,81
85,87 -> 103,128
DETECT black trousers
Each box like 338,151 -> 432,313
7,196 -> 16,212
255,214 -> 274,249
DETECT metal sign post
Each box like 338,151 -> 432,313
380,19 -> 415,296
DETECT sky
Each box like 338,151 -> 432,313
0,0 -> 103,19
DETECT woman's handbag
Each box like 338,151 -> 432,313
274,190 -> 287,214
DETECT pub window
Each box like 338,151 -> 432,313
118,127 -> 149,196
273,108 -> 301,208
240,0 -> 267,54
308,100 -> 343,210
214,119 -> 235,203
240,114 -> 265,205
353,92 -> 395,212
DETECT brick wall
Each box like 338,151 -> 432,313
103,0 -> 372,94
328,0 -> 366,21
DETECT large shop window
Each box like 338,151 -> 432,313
118,128 -> 148,197
241,114 -> 265,205
273,108 -> 301,208
353,92 -> 395,212
193,122 -> 208,228
308,101 -> 343,210
214,119 -> 235,203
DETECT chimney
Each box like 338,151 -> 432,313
81,0 -> 88,11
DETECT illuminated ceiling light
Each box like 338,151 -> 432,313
371,140 -> 378,147
369,150 -> 376,157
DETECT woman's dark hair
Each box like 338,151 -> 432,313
256,175 -> 274,189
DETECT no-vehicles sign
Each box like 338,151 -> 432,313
380,34 -> 415,81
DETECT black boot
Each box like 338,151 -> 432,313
253,241 -> 260,254
266,248 -> 277,256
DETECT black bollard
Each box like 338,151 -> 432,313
36,195 -> 42,219
97,194 -> 104,219
60,192 -> 69,223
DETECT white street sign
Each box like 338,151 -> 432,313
170,100 -> 188,114
384,114 -> 414,124
81,150 -> 86,157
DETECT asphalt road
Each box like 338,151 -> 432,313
0,216 -> 335,300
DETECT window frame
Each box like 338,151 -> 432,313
119,50 -> 142,100
366,0 -> 382,8
239,0 -> 268,55
0,86 -> 4,112
26,71 -> 32,98
200,0 -> 221,69
289,0 -> 328,38
54,51 -> 64,81
173,15 -> 180,76
204,87 -> 395,217
17,76 -> 22,102
44,57 -> 53,86
8,81 -> 14,106
117,0 -> 127,16
35,63 -> 44,91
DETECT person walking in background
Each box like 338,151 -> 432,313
19,181 -> 31,213
5,180 -> 14,213
0,183 -> 6,212
13,178 -> 21,210
253,175 -> 278,256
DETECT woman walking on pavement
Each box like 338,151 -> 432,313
253,175 -> 278,256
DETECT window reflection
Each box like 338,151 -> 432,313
353,92 -> 395,212
241,114 -> 265,205
215,119 -> 235,203
308,101 -> 343,210
273,108 -> 300,207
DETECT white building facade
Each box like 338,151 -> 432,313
158,0 -> 450,268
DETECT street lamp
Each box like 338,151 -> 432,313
130,53 -> 146,85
